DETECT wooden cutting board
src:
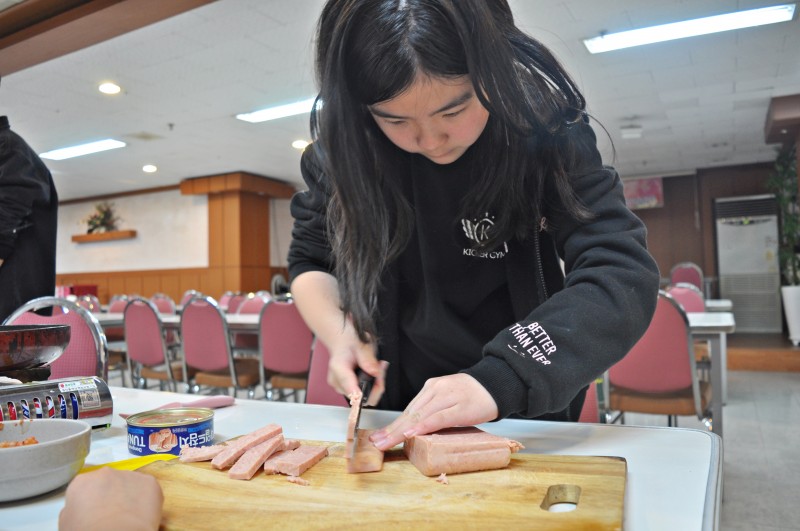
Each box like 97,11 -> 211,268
138,441 -> 626,530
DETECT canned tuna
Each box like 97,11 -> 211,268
126,408 -> 214,456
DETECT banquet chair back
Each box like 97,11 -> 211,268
226,293 -> 246,314
124,297 -> 182,391
666,283 -> 706,313
76,295 -> 101,313
669,262 -> 704,293
305,339 -> 348,407
150,293 -> 179,352
258,298 -> 314,401
4,296 -> 108,380
179,289 -> 202,308
232,293 -> 271,354
150,293 -> 177,314
605,291 -> 711,427
180,296 -> 258,397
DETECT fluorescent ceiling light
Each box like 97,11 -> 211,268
621,125 -> 643,139
98,82 -> 121,95
40,139 -> 126,161
236,97 -> 317,123
584,3 -> 796,54
291,139 -> 310,150
142,164 -> 158,173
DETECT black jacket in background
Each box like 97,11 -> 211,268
0,116 -> 58,322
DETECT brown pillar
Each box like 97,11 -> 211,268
181,172 -> 296,295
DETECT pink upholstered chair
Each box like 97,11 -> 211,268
4,296 -> 108,380
179,289 -> 202,308
150,293 -> 177,314
218,291 -> 236,309
76,295 -> 101,313
604,291 -> 712,428
666,283 -> 706,313
125,297 -> 184,391
150,293 -> 180,356
258,298 -> 314,401
578,380 -> 600,423
105,295 -> 131,385
305,339 -> 348,407
180,296 -> 259,397
232,293 -> 271,355
669,262 -> 704,294
666,282 -> 711,374
226,293 -> 246,314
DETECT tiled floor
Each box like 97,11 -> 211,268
618,371 -> 800,531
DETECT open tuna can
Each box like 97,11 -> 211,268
126,408 -> 215,456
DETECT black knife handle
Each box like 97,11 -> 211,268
357,369 -> 375,406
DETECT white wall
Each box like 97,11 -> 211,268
57,190 -> 209,273
57,190 -> 296,273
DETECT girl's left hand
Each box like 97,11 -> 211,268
368,373 -> 499,451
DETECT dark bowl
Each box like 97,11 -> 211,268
0,325 -> 71,371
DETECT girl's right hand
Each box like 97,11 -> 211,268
327,338 -> 387,406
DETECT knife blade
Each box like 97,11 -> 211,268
348,371 -> 375,459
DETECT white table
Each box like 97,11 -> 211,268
0,386 -> 722,531
704,299 -> 733,312
94,312 -> 259,332
687,312 -> 736,439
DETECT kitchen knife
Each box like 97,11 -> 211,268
118,395 -> 235,419
348,371 -> 375,459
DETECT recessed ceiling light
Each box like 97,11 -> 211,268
39,139 -> 126,161
142,164 -> 158,173
98,82 -> 121,94
584,3 -> 796,54
236,97 -> 317,123
292,140 -> 310,150
621,125 -> 643,139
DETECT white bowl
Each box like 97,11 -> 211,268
0,419 -> 91,502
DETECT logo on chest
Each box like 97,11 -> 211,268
460,212 -> 508,260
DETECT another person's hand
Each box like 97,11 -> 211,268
369,373 -> 499,451
59,468 -> 163,531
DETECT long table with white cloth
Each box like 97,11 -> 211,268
0,386 -> 722,530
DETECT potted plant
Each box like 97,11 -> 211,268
82,201 -> 121,234
766,145 -> 800,344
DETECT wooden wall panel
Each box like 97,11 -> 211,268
635,175 -> 704,280
57,266 -> 288,304
635,163 -> 773,297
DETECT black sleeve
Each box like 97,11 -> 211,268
463,123 -> 661,419
0,131 -> 52,259
287,146 -> 336,281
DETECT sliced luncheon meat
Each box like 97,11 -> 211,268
272,445 -> 329,476
211,424 -> 283,470
263,439 -> 302,474
228,434 -> 286,480
179,444 -> 227,463
404,426 -> 524,477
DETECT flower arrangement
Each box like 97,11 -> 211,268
82,201 -> 121,234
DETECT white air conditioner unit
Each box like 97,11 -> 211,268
714,194 -> 781,333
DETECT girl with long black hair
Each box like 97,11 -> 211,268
288,0 -> 660,451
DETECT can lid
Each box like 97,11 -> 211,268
126,407 -> 214,427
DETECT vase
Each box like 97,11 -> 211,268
780,285 -> 800,346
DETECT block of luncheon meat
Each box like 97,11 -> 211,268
346,429 -> 384,474
403,426 -> 524,477
211,424 -> 282,470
